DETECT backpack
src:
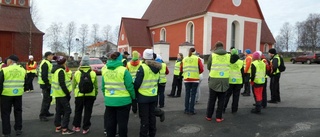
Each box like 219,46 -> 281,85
278,56 -> 286,72
79,70 -> 94,94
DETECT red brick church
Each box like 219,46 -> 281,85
118,0 -> 275,62
0,0 -> 44,62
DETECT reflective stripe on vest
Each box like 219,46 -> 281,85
103,66 -> 130,97
138,64 -> 159,96
127,61 -> 141,81
38,60 -> 53,84
173,61 -> 181,75
252,60 -> 266,84
229,60 -> 243,84
27,61 -> 37,73
159,63 -> 167,83
2,64 -> 26,96
209,53 -> 230,78
182,55 -> 199,79
51,68 -> 72,97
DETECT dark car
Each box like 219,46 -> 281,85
290,52 -> 320,64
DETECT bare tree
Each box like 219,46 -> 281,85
278,22 -> 294,52
91,24 -> 101,44
102,25 -> 113,42
46,22 -> 64,52
78,24 -> 89,56
64,21 -> 77,58
113,25 -> 120,44
275,35 -> 284,52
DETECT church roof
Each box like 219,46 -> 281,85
260,20 -> 276,44
0,5 -> 43,34
120,18 -> 153,47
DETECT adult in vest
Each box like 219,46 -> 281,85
102,52 -> 135,137
0,55 -> 26,136
268,48 -> 282,103
154,54 -> 169,108
51,56 -> 74,135
223,49 -> 244,113
242,49 -> 252,96
206,42 -> 230,122
25,55 -> 37,93
250,52 -> 266,114
168,53 -> 183,97
122,51 -> 130,67
194,52 -> 204,103
181,48 -> 204,115
134,49 -> 161,137
38,51 -> 55,121
72,56 -> 98,134
127,51 -> 141,114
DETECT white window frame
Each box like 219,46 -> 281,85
160,28 -> 166,42
186,21 -> 195,44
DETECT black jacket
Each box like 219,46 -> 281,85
40,59 -> 52,89
51,65 -> 70,96
134,60 -> 162,103
270,54 -> 279,75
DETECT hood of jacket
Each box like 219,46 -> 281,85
51,64 -> 65,73
144,60 -> 162,74
130,60 -> 141,66
106,59 -> 123,70
213,47 -> 227,55
230,54 -> 240,64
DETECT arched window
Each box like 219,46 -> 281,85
186,22 -> 194,44
264,43 -> 269,52
160,28 -> 166,41
231,21 -> 240,49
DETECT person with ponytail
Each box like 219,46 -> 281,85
180,48 -> 204,115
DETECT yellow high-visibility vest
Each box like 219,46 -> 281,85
182,55 -> 199,79
127,61 -> 141,81
51,68 -> 72,97
138,64 -> 159,97
26,61 -> 37,73
252,60 -> 266,84
73,69 -> 96,97
103,66 -> 130,97
38,60 -> 53,84
1,64 -> 26,96
173,61 -> 181,75
209,53 -> 230,78
229,60 -> 243,84
159,63 -> 167,83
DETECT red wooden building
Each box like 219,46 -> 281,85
118,0 -> 275,62
0,0 -> 44,62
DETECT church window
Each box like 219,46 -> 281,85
186,22 -> 194,44
160,28 -> 166,41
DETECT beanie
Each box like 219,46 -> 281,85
29,55 -> 34,60
8,55 -> 19,62
55,56 -> 66,65
245,49 -> 251,54
81,55 -> 90,66
268,48 -> 277,54
252,52 -> 260,60
132,51 -> 139,61
231,49 -> 238,55
143,49 -> 154,60
257,51 -> 262,57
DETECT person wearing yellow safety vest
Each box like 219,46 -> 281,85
25,55 -> 37,93
0,55 -> 26,136
51,56 -> 74,135
168,53 -> 183,97
181,48 -> 204,115
268,48 -> 282,103
206,42 -> 230,123
102,52 -> 135,137
71,55 -> 98,134
122,51 -> 130,67
250,52 -> 266,114
257,51 -> 271,108
223,49 -> 244,113
38,51 -> 55,122
242,49 -> 252,96
134,49 -> 162,137
154,54 -> 169,108
126,50 -> 141,114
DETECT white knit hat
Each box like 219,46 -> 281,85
29,55 -> 34,59
143,49 -> 154,60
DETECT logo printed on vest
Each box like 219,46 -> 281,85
232,78 -> 236,82
110,90 -> 115,95
262,78 -> 265,83
13,89 -> 18,94
219,72 -> 224,76
50,89 -> 53,94
152,88 -> 156,94
188,72 -> 190,77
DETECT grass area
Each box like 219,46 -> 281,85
283,57 -> 291,62
69,67 -> 79,71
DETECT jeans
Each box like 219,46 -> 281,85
184,82 -> 198,113
1,96 -> 22,135
72,96 -> 95,130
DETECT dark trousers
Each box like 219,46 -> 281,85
25,73 -> 36,91
105,104 -> 131,137
72,97 -> 95,130
184,82 -> 198,113
157,84 -> 166,107
224,84 -> 242,112
206,89 -> 226,119
138,102 -> 157,137
39,87 -> 52,117
169,75 -> 182,96
270,74 -> 281,101
1,96 -> 22,135
54,97 -> 72,129
262,78 -> 268,107
243,73 -> 251,94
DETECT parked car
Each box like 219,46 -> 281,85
290,52 -> 320,64
89,58 -> 105,75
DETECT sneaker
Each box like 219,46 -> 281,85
205,117 -> 212,121
216,118 -> 224,123
82,129 -> 90,134
62,128 -> 74,135
55,126 -> 62,133
16,130 -> 22,136
72,127 -> 80,132
189,112 -> 197,115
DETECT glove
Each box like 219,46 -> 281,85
131,99 -> 138,114
250,81 -> 254,86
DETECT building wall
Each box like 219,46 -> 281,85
211,17 -> 228,49
118,22 -> 129,46
0,32 -> 14,59
244,21 -> 257,51
131,47 -> 148,57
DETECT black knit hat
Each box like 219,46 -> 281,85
8,54 -> 19,62
268,48 -> 277,54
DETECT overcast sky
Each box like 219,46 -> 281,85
35,0 -> 319,51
